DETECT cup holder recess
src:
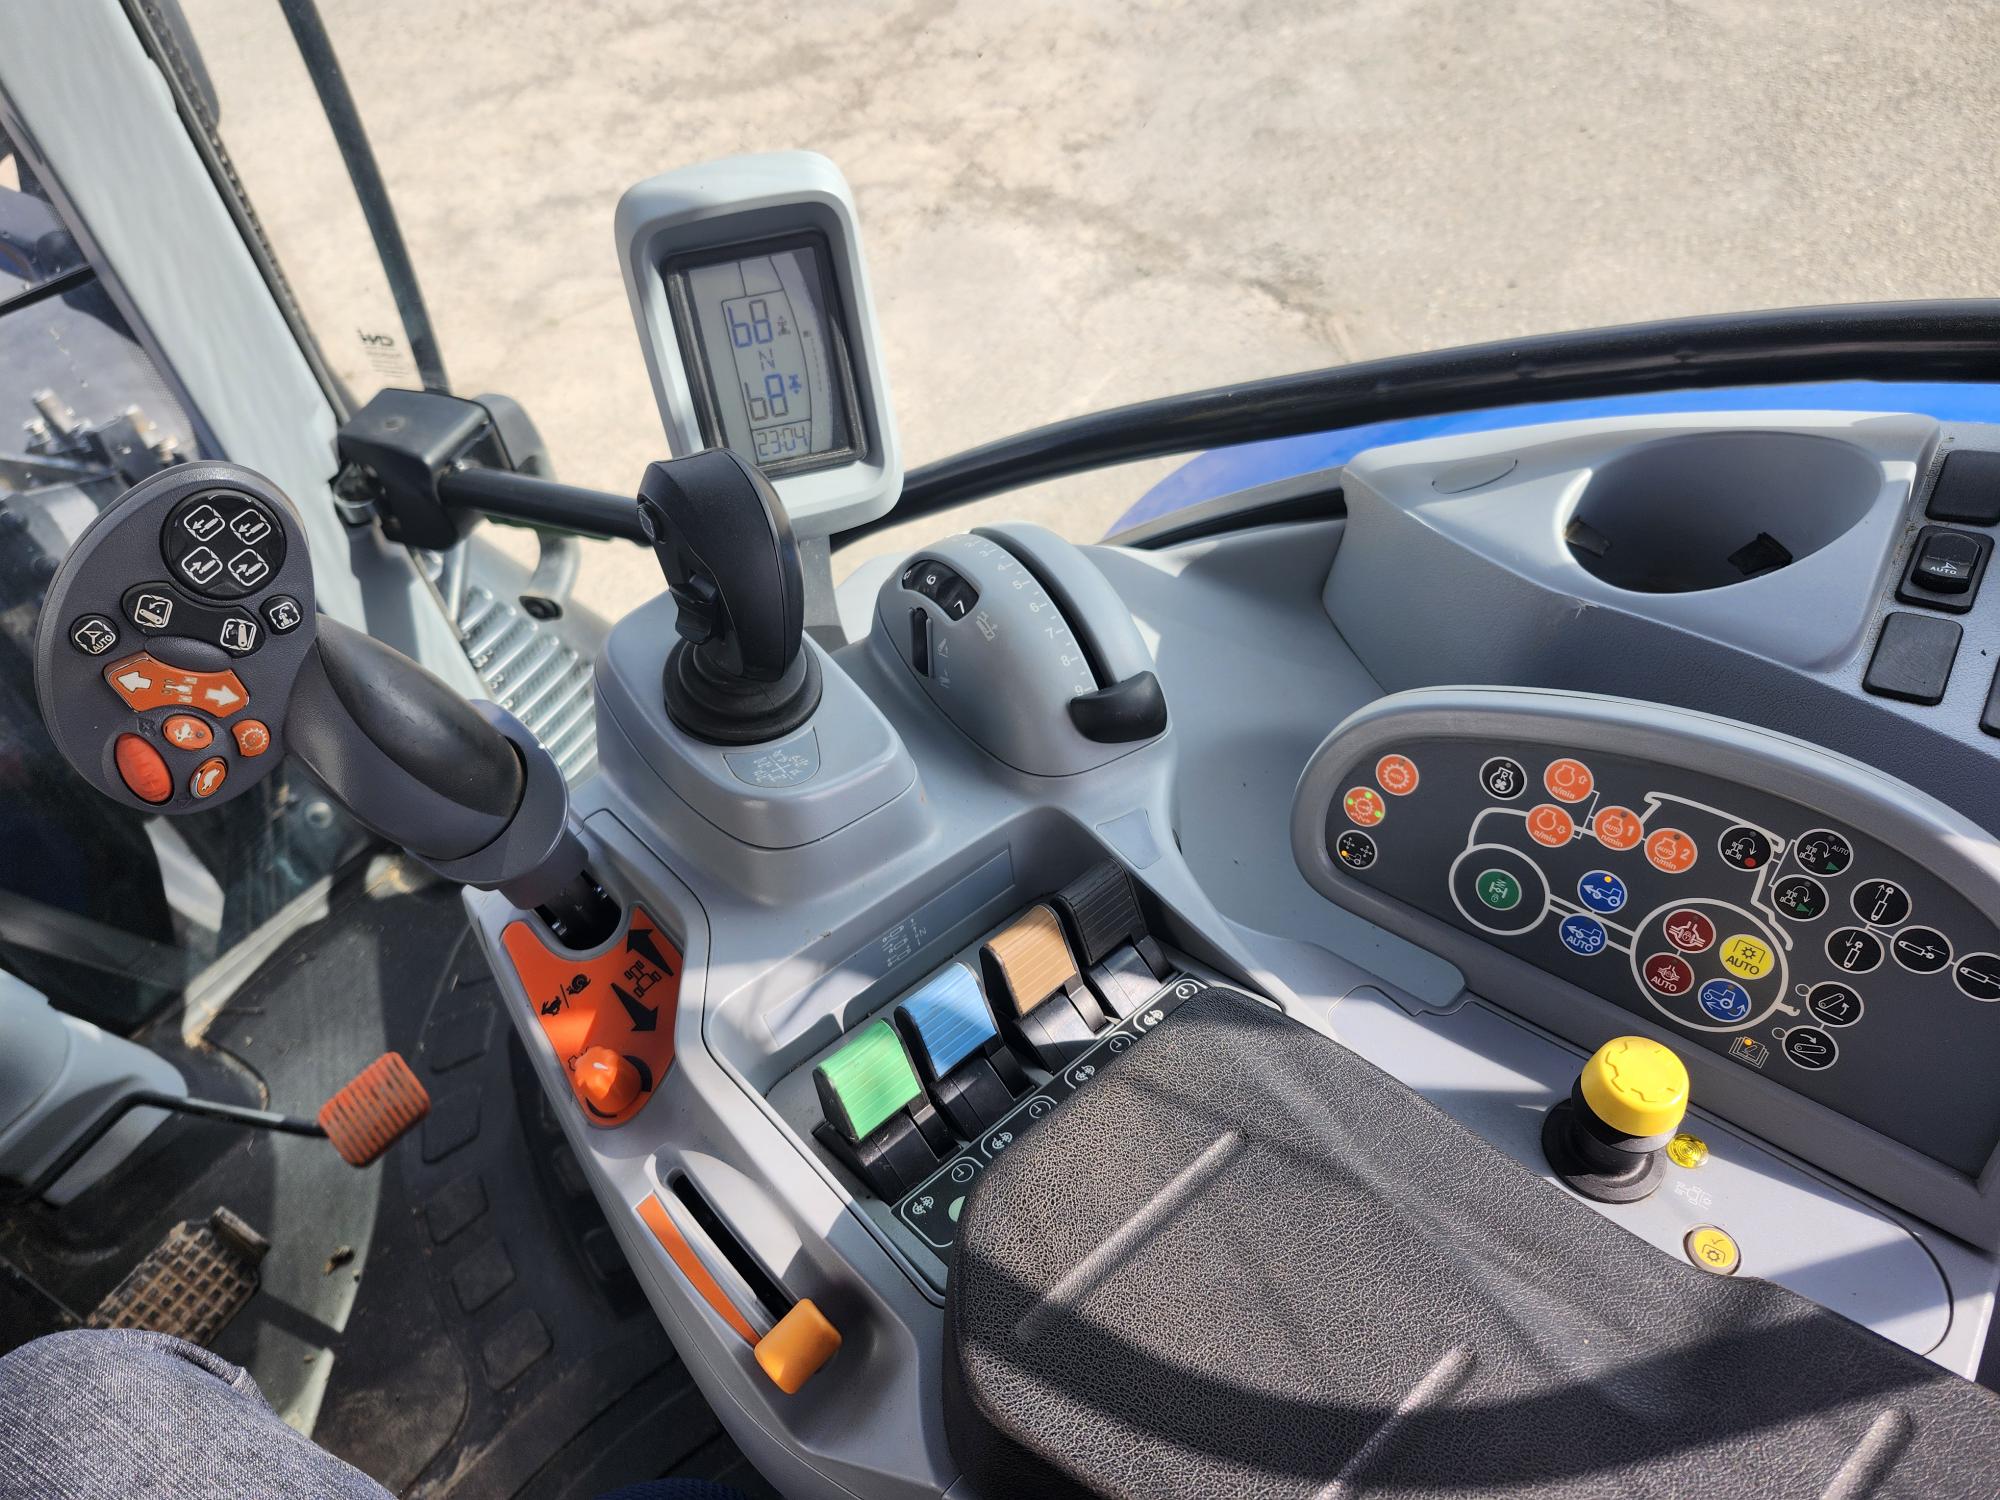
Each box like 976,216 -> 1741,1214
1564,431 -> 1882,594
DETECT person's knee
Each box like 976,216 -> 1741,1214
0,1327 -> 253,1402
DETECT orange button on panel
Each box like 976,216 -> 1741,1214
502,906 -> 682,1127
114,733 -> 172,804
1526,803 -> 1575,848
232,719 -> 271,757
1543,757 -> 1594,803
189,757 -> 227,800
1591,804 -> 1645,852
160,714 -> 213,751
102,651 -> 249,717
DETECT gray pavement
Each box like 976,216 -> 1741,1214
184,0 -> 2000,615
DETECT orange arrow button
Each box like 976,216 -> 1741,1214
102,651 -> 249,718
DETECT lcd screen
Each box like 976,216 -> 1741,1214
667,234 -> 861,476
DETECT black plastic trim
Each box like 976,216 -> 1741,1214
838,299 -> 2000,547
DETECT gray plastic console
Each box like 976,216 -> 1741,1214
597,590 -> 917,850
1294,685 -> 2000,1249
874,529 -> 1164,776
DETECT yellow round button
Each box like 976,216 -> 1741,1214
1685,1224 -> 1740,1275
1579,1035 -> 1690,1138
1666,1133 -> 1709,1169
1719,934 -> 1775,980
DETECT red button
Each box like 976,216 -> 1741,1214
160,714 -> 214,751
189,757 -> 228,800
1663,909 -> 1717,953
114,734 -> 172,804
1643,952 -> 1696,996
232,719 -> 271,757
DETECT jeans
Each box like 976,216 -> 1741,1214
0,1331 -> 747,1500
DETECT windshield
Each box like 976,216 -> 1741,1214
178,4 -> 1993,611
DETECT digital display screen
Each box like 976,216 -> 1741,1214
667,234 -> 861,477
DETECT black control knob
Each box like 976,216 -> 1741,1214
636,449 -> 821,745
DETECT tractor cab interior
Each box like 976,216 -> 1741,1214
7,7 -> 2000,1499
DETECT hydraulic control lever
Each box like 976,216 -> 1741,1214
32,463 -> 611,938
636,448 -> 821,744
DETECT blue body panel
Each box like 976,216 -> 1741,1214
1112,380 -> 2000,534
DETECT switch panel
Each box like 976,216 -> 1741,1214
1897,526 -> 1992,613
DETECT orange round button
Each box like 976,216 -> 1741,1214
160,714 -> 213,751
189,756 -> 228,800
1591,805 -> 1645,851
575,1046 -> 642,1115
114,733 -> 172,805
1343,786 -> 1387,827
1646,827 -> 1698,874
1543,758 -> 1594,803
1375,754 -> 1420,796
232,719 -> 271,757
1527,803 -> 1575,848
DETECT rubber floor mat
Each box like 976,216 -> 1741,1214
3,860 -> 773,1498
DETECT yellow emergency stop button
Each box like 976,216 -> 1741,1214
1685,1224 -> 1740,1275
1579,1035 -> 1689,1139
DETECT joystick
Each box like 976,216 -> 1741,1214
1541,1034 -> 1689,1202
635,449 -> 821,745
33,462 -> 612,942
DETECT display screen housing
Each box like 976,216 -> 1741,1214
664,232 -> 864,478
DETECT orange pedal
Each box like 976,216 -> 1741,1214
318,1052 -> 430,1166
503,907 -> 681,1127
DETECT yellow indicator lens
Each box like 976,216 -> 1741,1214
1666,1133 -> 1709,1169
1579,1035 -> 1690,1137
1685,1225 -> 1740,1275
1719,934 -> 1775,980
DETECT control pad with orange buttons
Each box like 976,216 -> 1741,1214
33,464 -> 317,813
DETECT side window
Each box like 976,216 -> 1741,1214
0,130 -> 361,1033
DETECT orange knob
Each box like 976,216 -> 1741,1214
576,1047 -> 642,1115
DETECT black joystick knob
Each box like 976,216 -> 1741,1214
1540,1035 -> 1690,1203
636,449 -> 821,745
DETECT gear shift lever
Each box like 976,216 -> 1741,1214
636,448 -> 822,744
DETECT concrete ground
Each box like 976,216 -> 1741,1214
185,0 -> 2000,617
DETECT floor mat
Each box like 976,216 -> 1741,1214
3,859 -> 774,1498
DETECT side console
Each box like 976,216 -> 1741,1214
1293,686 -> 2000,1248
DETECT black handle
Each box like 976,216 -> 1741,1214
636,449 -> 804,684
1068,670 -> 1169,743
284,616 -> 524,860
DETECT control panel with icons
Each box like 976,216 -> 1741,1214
1322,738 -> 2000,1175
36,468 -> 314,814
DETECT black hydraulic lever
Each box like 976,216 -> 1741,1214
636,449 -> 822,744
33,462 -> 610,942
